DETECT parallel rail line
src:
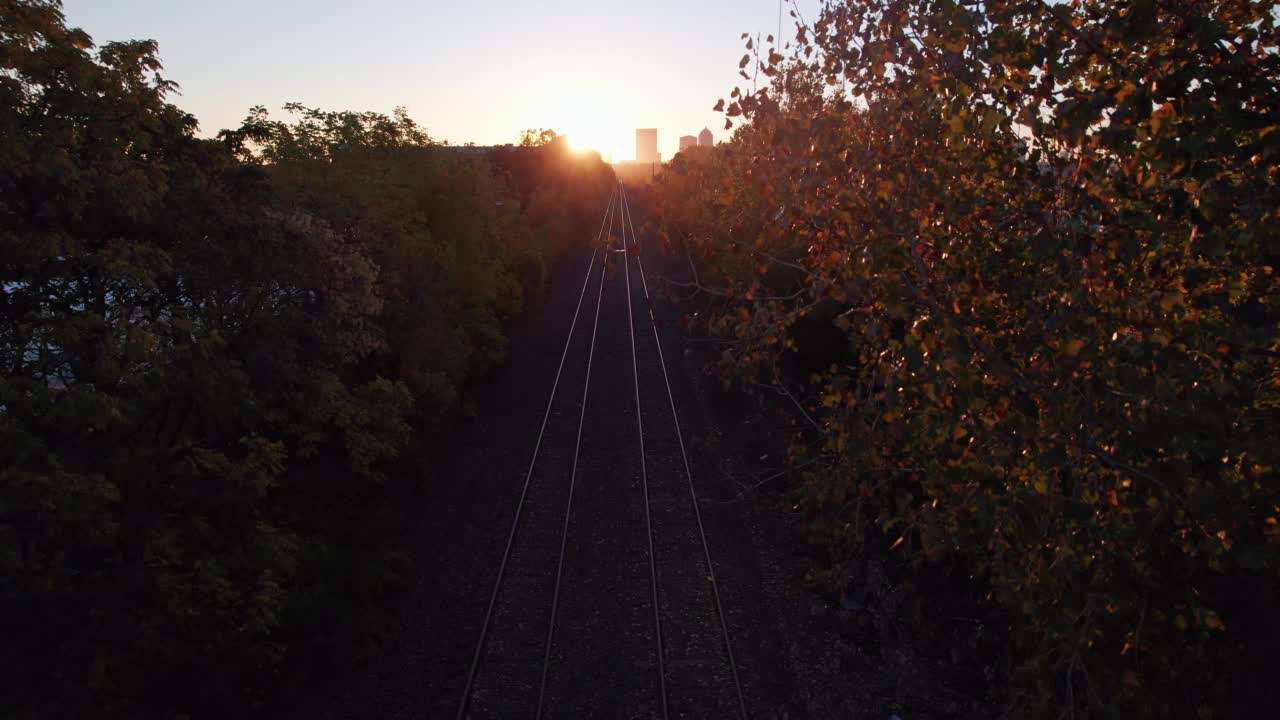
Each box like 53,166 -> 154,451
456,182 -> 747,719
455,188 -> 616,720
621,184 -> 748,720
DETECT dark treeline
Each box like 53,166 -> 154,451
0,2 -> 613,717
652,0 -> 1278,717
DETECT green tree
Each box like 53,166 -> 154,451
1,4 -> 408,715
1,6 -> 619,716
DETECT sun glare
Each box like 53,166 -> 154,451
532,90 -> 630,162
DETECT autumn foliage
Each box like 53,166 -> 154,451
655,0 -> 1279,716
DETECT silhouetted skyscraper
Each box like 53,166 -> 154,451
698,127 -> 713,147
636,128 -> 659,163
679,135 -> 697,152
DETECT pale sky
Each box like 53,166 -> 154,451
60,0 -> 820,161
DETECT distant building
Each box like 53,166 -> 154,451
635,128 -> 660,163
679,134 -> 698,152
698,127 -> 713,147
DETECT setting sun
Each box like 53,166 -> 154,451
531,90 -> 632,161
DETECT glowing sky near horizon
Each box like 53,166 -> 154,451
60,0 -> 820,161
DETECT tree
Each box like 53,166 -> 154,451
0,4 -> 420,715
1,6 -> 619,715
655,1 -> 1280,716
519,127 -> 560,147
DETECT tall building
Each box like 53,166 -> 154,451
635,128 -> 659,163
698,127 -> 714,147
679,134 -> 698,152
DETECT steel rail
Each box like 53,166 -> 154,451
619,184 -> 749,720
534,190 -> 616,718
617,180 -> 671,720
455,188 -> 617,720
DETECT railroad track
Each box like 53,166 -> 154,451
456,184 -> 749,719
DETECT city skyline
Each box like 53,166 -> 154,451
628,125 -> 714,165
